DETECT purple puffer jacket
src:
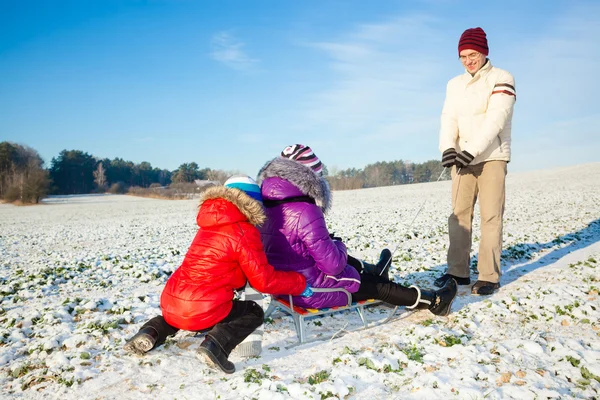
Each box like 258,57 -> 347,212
257,157 -> 361,308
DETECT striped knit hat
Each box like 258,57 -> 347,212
280,144 -> 323,176
224,175 -> 263,202
458,27 -> 489,56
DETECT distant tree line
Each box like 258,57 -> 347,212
0,142 -> 50,204
0,141 -> 449,204
0,142 -> 236,204
48,150 -> 234,195
48,150 -> 175,195
327,159 -> 448,190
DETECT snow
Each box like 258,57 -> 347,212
1,162 -> 599,399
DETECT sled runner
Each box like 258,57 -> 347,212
264,287 -> 400,345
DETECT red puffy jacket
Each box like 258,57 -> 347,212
160,186 -> 306,330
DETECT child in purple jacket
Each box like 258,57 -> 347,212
257,144 -> 457,316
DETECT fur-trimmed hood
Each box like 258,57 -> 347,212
199,185 -> 265,226
257,157 -> 332,214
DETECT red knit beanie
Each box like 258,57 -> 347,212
458,27 -> 489,56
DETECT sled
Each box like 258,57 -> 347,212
263,288 -> 400,346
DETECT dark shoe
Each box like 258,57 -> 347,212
408,278 -> 458,316
471,280 -> 500,296
375,248 -> 393,280
360,249 -> 393,280
123,327 -> 159,355
198,337 -> 235,374
434,273 -> 470,287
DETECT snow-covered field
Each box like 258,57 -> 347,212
1,163 -> 599,400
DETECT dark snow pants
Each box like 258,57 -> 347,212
347,256 -> 418,306
140,300 -> 264,355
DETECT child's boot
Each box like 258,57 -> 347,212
198,336 -> 235,374
375,248 -> 392,280
359,249 -> 393,281
123,326 -> 159,355
406,278 -> 457,316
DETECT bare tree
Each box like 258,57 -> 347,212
1,142 -> 50,204
206,169 -> 230,184
94,162 -> 107,192
23,163 -> 50,203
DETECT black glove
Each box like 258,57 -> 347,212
441,148 -> 457,168
455,150 -> 474,168
329,233 -> 342,241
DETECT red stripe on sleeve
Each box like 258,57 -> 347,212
491,90 -> 516,98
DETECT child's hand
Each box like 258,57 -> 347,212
300,285 -> 313,297
329,233 -> 342,241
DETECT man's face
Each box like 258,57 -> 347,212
459,49 -> 486,74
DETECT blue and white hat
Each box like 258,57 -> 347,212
224,175 -> 263,203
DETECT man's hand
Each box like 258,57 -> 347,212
441,148 -> 457,168
455,150 -> 474,168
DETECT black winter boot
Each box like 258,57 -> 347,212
123,326 -> 159,355
434,273 -> 470,287
375,248 -> 392,280
198,336 -> 235,374
360,249 -> 393,281
406,278 -> 457,316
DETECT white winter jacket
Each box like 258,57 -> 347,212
439,60 -> 516,165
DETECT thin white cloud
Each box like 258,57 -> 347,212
299,6 -> 600,171
210,31 -> 258,71
504,4 -> 600,118
503,3 -> 600,171
302,14 -> 446,138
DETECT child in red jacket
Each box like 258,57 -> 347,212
124,176 -> 311,373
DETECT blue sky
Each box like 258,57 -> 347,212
1,0 -> 599,176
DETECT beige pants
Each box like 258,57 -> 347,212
447,161 -> 507,283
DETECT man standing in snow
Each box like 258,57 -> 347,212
435,27 -> 516,295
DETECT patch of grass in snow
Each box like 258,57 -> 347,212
20,373 -> 78,391
341,346 -> 359,355
276,383 -> 288,393
436,334 -> 469,347
10,362 -> 78,391
308,370 -> 330,385
570,257 -> 598,270
81,319 -> 123,334
565,355 -> 580,367
107,304 -> 131,315
243,366 -> 271,384
401,344 -> 424,363
318,390 -> 336,399
581,366 -> 600,383
555,305 -> 568,316
586,285 -> 598,295
501,242 -> 537,261
10,294 -> 26,304
12,363 -> 34,378
62,297 -> 83,306
2,316 -> 17,327
358,357 -> 378,371
57,376 -> 75,387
